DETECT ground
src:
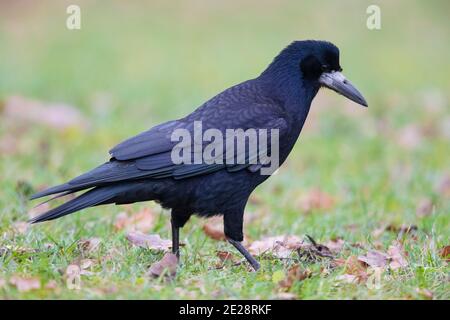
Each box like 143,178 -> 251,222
0,1 -> 449,299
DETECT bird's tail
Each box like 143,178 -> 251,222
28,184 -> 129,224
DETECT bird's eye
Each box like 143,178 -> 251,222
321,64 -> 329,72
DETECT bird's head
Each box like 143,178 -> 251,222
263,40 -> 368,107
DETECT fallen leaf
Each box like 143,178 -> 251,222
65,264 -> 81,290
325,238 -> 345,254
3,95 -> 88,131
416,198 -> 434,217
358,250 -> 389,268
343,256 -> 367,273
114,208 -> 155,232
78,238 -> 101,254
298,188 -> 335,213
126,231 -> 172,251
440,246 -> 450,262
147,253 -> 178,278
216,251 -> 237,263
338,256 -> 369,283
214,251 -> 241,269
297,235 -> 334,261
10,276 -> 41,292
249,235 -> 304,258
387,241 -> 409,269
278,265 -> 311,289
79,259 -> 96,275
202,217 -> 225,241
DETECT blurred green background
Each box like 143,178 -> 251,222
0,0 -> 449,299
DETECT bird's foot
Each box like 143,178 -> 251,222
227,238 -> 260,271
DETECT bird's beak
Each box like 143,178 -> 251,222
319,71 -> 368,107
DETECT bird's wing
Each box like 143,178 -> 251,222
109,120 -> 185,161
74,102 -> 287,184
31,89 -> 289,200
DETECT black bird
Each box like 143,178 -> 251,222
30,40 -> 367,271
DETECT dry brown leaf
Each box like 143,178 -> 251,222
66,258 -> 96,283
325,238 -> 345,254
358,250 -> 389,268
387,241 -> 409,269
298,188 -> 335,214
278,265 -> 311,289
114,208 -> 155,233
215,251 -> 241,269
78,238 -> 101,254
440,246 -> 450,262
202,217 -> 225,241
343,256 -> 367,273
147,252 -> 178,278
248,235 -> 304,258
334,256 -> 368,284
65,264 -> 82,290
216,251 -> 237,263
416,198 -> 434,217
3,95 -> 88,131
297,236 -> 335,261
126,231 -> 171,251
358,241 -> 408,270
10,276 -> 41,292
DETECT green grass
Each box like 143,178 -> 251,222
0,0 -> 449,299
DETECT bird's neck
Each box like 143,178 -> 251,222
259,70 -> 320,123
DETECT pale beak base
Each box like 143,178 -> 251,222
319,71 -> 368,107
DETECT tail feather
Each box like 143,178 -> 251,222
29,183 -> 86,200
29,185 -> 129,224
32,190 -> 77,206
29,161 -> 142,200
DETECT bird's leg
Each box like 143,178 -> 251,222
171,210 -> 191,261
171,217 -> 180,259
228,238 -> 260,271
224,209 -> 260,271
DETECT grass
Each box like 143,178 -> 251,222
0,0 -> 449,299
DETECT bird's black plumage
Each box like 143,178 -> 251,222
30,40 -> 367,270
